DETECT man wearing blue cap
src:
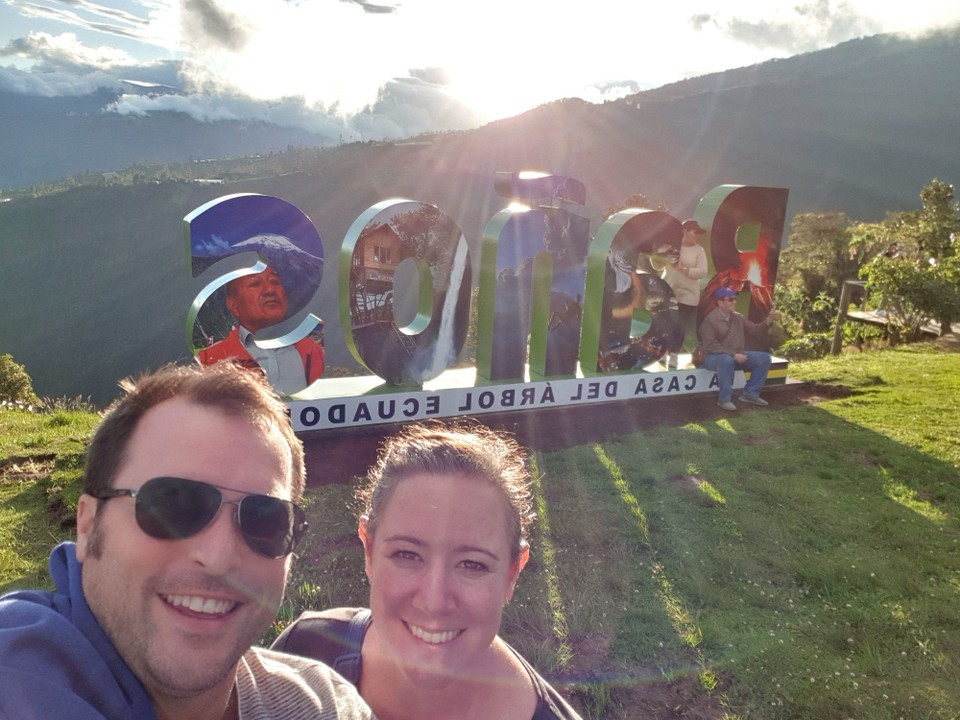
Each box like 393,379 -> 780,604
699,287 -> 780,411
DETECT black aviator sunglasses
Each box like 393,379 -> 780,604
93,476 -> 308,558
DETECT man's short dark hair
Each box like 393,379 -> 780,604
83,362 -> 305,503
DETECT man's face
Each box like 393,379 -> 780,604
682,228 -> 700,246
718,296 -> 737,313
75,397 -> 294,704
226,267 -> 289,333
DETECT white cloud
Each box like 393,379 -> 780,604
0,31 -> 136,71
13,0 -> 152,42
0,63 -> 121,95
179,0 -> 252,52
347,72 -> 483,139
107,89 -> 341,133
717,0 -> 882,53
2,0 -> 960,138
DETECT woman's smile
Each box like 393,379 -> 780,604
407,623 -> 463,645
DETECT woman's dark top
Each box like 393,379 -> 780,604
272,607 -> 583,720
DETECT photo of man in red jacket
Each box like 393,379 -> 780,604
198,266 -> 324,394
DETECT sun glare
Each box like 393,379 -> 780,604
446,72 -> 555,123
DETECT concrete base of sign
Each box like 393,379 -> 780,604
299,367 -> 800,487
288,355 -> 789,433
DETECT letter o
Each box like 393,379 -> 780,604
299,406 -> 321,427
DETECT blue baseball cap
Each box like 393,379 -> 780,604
715,287 -> 737,299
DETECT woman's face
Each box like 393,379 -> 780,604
361,472 -> 527,689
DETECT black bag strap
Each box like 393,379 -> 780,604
331,608 -> 372,685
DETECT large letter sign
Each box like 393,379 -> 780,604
697,185 -> 788,322
185,194 -> 326,397
339,200 -> 471,385
580,209 -> 683,374
183,175 -> 789,430
476,172 -> 590,381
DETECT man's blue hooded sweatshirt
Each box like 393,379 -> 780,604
0,542 -> 157,719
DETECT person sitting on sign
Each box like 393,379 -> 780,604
198,266 -> 324,394
699,286 -> 780,412
273,422 -> 584,720
651,219 -> 710,367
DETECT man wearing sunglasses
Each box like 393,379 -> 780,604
699,286 -> 780,411
0,363 -> 372,719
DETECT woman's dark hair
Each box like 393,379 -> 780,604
357,422 -> 535,560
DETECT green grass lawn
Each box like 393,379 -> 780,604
3,343 -> 959,719
0,409 -> 98,591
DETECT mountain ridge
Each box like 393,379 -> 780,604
0,87 -> 336,189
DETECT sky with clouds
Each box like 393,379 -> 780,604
2,0 -> 959,143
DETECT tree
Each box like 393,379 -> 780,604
915,180 -> 960,332
780,212 -> 857,301
0,353 -> 39,406
860,255 -> 960,343
846,219 -> 909,266
857,180 -> 960,335
916,178 -> 960,263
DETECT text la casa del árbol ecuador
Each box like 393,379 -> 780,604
306,372 -> 719,430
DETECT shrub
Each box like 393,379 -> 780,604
860,256 -> 957,343
777,332 -> 833,360
38,395 -> 99,414
0,353 -> 40,406
775,285 -> 839,334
